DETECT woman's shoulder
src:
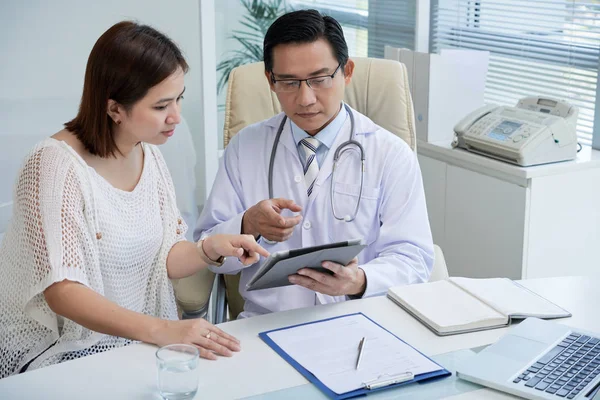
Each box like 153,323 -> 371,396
21,132 -> 88,182
37,129 -> 85,160
27,143 -> 70,166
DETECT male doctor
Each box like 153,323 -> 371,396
195,9 -> 434,318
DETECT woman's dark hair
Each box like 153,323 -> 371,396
263,9 -> 349,73
65,21 -> 188,158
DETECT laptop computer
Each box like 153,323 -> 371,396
456,318 -> 600,399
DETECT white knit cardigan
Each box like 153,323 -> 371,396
0,138 -> 186,378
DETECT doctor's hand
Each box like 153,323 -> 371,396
203,234 -> 270,266
288,258 -> 367,297
242,198 -> 303,242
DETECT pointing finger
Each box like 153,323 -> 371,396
282,215 -> 303,228
273,198 -> 302,213
238,237 -> 270,258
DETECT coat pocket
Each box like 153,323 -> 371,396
326,182 -> 380,245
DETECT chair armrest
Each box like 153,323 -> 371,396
171,268 -> 216,318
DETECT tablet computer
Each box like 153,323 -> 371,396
246,239 -> 366,291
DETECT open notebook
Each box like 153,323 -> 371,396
387,277 -> 571,336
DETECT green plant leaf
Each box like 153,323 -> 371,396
234,24 -> 265,39
217,0 -> 288,94
231,35 -> 263,60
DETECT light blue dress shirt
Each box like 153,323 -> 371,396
290,104 -> 348,168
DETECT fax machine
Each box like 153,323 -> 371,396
453,96 -> 579,166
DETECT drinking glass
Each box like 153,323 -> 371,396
156,344 -> 200,399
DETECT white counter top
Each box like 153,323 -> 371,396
417,140 -> 600,186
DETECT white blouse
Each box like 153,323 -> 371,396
0,138 -> 186,378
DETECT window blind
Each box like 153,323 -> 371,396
291,0 -> 417,58
432,0 -> 600,145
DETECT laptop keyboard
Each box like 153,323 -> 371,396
512,333 -> 600,398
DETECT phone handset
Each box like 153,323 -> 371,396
454,104 -> 499,134
452,104 -> 499,148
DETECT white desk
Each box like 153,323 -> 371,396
0,276 -> 597,399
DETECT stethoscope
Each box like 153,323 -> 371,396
268,103 -> 365,223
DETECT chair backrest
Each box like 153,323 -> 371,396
224,57 -> 416,150
222,57 -> 417,320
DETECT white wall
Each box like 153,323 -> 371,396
215,0 -> 248,148
0,0 -> 217,203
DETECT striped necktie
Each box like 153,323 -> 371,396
300,137 -> 321,197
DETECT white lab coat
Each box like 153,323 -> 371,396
195,107 -> 433,318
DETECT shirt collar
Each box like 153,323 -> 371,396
290,103 -> 348,150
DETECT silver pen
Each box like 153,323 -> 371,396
355,337 -> 366,370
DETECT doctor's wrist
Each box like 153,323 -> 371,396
349,268 -> 367,298
241,212 -> 260,239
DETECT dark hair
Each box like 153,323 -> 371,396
263,9 -> 349,73
65,21 -> 188,158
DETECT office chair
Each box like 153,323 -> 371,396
213,57 -> 446,323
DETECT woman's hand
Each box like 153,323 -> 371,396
202,234 -> 269,266
154,319 -> 241,360
168,234 -> 269,279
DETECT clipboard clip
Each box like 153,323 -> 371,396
362,371 -> 415,390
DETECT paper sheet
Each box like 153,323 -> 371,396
450,277 -> 569,318
389,280 -> 507,332
266,314 -> 442,395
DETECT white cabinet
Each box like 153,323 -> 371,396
418,141 -> 600,279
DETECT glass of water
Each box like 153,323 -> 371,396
156,344 -> 200,399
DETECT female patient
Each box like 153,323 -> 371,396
0,21 -> 267,378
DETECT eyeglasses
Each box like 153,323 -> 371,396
271,63 -> 342,93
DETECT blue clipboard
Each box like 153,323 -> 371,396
259,312 -> 451,399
